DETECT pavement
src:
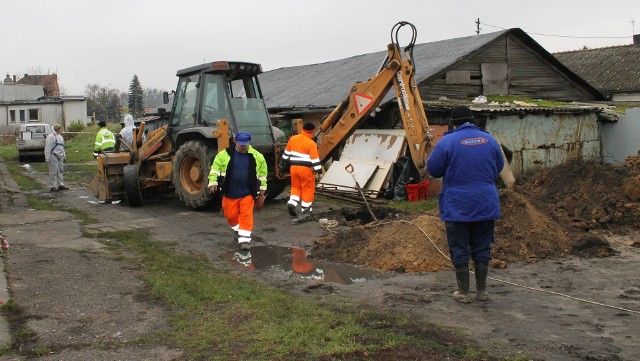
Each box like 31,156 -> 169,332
0,160 -> 20,346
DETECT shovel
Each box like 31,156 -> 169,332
344,163 -> 378,222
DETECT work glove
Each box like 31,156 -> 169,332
208,185 -> 218,193
254,191 -> 266,211
93,152 -> 99,159
278,158 -> 288,174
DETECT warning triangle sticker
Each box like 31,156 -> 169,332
354,93 -> 374,114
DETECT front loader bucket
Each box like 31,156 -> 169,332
86,153 -> 130,201
88,173 -> 108,200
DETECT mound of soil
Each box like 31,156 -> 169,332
518,157 -> 640,234
313,158 -> 640,273
312,215 -> 451,273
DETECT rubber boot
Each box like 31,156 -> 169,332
475,262 -> 489,301
452,265 -> 471,304
287,204 -> 297,217
292,207 -> 311,225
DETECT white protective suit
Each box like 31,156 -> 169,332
119,114 -> 145,148
44,127 -> 66,189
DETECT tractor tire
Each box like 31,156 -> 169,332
123,165 -> 143,207
172,140 -> 216,209
266,178 -> 287,201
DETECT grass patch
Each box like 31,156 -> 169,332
26,196 -> 96,223
486,95 -> 568,107
31,346 -> 51,356
62,164 -> 97,184
63,125 -> 101,164
5,163 -> 42,191
0,147 -> 18,162
0,299 -> 17,311
385,197 -> 438,213
93,229 -> 512,360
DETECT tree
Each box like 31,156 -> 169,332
128,75 -> 144,118
85,83 -> 122,123
143,88 -> 166,108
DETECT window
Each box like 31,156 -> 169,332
201,74 -> 231,125
19,110 -> 26,123
9,110 -> 16,123
170,74 -> 200,127
28,108 -> 40,121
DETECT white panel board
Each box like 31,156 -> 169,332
321,129 -> 407,197
341,129 -> 407,163
319,161 -> 378,192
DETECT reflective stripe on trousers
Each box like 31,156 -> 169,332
222,195 -> 255,243
289,165 -> 315,208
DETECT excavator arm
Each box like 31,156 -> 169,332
316,21 -> 432,177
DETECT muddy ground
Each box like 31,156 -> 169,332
0,157 -> 639,360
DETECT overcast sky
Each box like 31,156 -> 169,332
3,0 -> 638,95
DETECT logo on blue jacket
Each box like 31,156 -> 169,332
460,137 -> 488,146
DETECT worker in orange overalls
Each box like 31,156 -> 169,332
208,132 -> 268,250
280,122 -> 322,224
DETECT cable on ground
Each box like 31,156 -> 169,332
371,219 -> 640,315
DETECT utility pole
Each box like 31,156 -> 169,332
476,18 -> 481,35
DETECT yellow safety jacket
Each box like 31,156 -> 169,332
94,127 -> 116,153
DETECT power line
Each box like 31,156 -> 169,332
481,22 -> 630,39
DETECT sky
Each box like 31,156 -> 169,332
3,0 -> 638,96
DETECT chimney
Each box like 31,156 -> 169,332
634,34 -> 640,46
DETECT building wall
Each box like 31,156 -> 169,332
0,84 -> 44,102
62,100 -> 89,127
486,112 -> 600,177
602,107 -> 640,163
611,93 -> 640,102
0,100 -> 88,134
268,105 -> 603,179
422,34 -> 596,102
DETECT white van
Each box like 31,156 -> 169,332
16,123 -> 52,162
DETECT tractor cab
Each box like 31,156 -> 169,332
167,61 -> 275,153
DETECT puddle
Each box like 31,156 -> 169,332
226,245 -> 388,285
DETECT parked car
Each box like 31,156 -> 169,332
15,123 -> 52,162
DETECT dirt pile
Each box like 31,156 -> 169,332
313,158 -> 640,273
312,215 -> 451,273
518,157 -> 640,234
622,155 -> 640,201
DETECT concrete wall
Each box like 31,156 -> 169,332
0,99 -> 88,134
61,100 -> 89,127
486,112 -> 601,177
602,107 -> 640,163
611,93 -> 640,102
0,84 -> 44,101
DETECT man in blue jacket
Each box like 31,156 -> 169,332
427,106 -> 504,303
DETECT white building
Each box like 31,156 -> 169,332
0,84 -> 88,134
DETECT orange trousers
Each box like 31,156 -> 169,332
289,166 -> 316,208
222,195 -> 255,242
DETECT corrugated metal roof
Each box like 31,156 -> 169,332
259,30 -> 508,109
554,45 -> 640,93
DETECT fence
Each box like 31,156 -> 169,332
0,135 -> 13,146
0,132 -> 96,147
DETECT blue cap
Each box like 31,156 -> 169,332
235,132 -> 252,145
